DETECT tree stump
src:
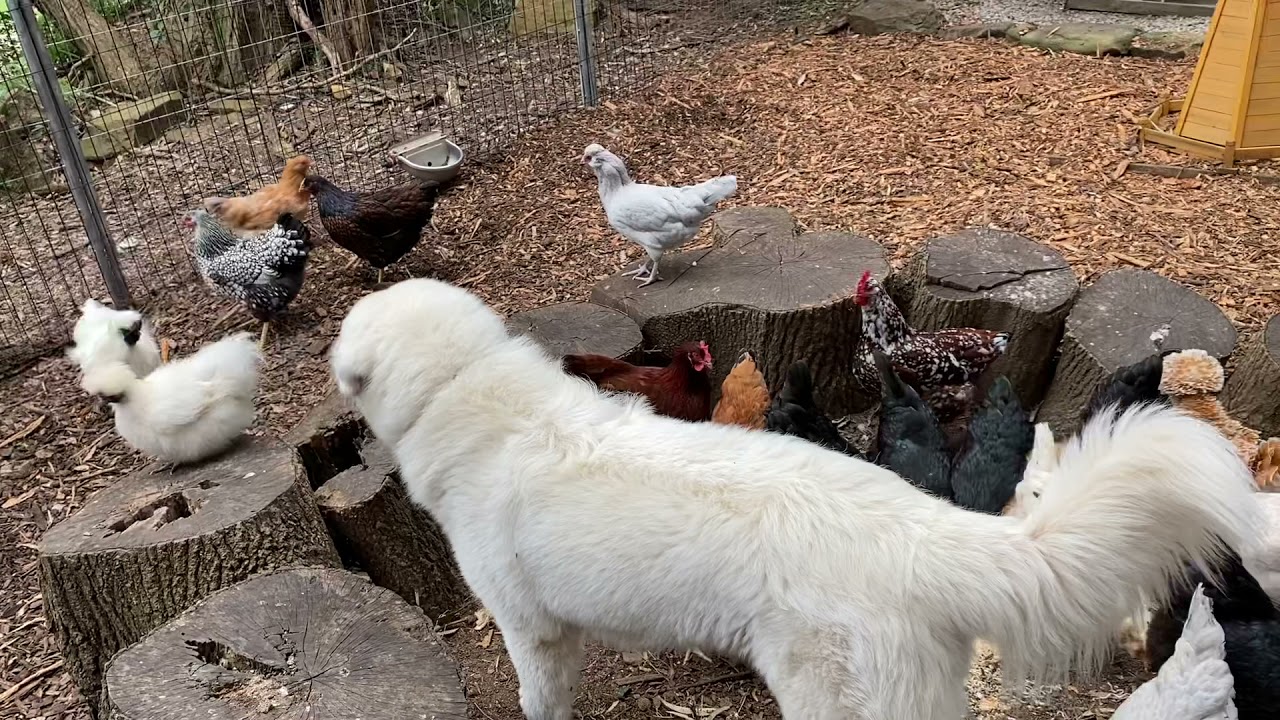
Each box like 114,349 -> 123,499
316,440 -> 471,622
284,387 -> 364,489
1037,269 -> 1237,435
1223,315 -> 1280,438
506,301 -> 644,361
591,207 -> 891,414
101,567 -> 467,719
38,437 -> 340,712
901,229 -> 1078,408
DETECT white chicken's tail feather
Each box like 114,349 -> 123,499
180,331 -> 261,397
691,175 -> 737,205
971,404 -> 1262,682
1112,585 -> 1237,720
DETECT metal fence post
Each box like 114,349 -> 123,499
9,0 -> 132,309
572,0 -> 599,107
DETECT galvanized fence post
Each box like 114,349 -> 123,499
573,0 -> 599,107
9,0 -> 132,308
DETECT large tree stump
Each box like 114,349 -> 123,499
102,567 -> 467,719
1223,315 -> 1280,438
316,440 -> 471,622
38,438 -> 340,712
901,229 -> 1078,408
1037,269 -> 1237,435
507,301 -> 644,361
591,207 -> 891,413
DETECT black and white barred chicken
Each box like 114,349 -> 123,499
185,208 -> 311,348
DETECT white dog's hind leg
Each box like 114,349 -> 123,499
504,624 -> 585,720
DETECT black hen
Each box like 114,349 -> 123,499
948,377 -> 1034,514
302,175 -> 439,283
1146,550 -> 1280,719
872,349 -> 952,499
1081,351 -> 1174,426
764,362 -> 858,457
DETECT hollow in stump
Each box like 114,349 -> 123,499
285,387 -> 364,488
102,567 -> 467,719
591,207 -> 890,413
1037,268 -> 1237,435
316,440 -> 470,622
901,229 -> 1078,408
1222,315 -> 1280,438
506,301 -> 643,361
38,437 -> 340,711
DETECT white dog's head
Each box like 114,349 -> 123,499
330,279 -> 511,447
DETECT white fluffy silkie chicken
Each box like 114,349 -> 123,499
1113,584 -> 1238,720
68,298 -> 162,377
582,143 -> 737,286
80,332 -> 261,466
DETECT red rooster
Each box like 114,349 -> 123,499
851,271 -> 1009,416
562,341 -> 713,422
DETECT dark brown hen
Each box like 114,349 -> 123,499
562,341 -> 713,422
302,175 -> 439,282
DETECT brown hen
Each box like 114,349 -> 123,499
712,350 -> 769,429
204,156 -> 312,234
302,175 -> 439,283
562,341 -> 713,422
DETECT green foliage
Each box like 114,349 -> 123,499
0,4 -> 82,102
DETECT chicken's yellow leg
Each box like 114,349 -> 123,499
258,322 -> 270,349
376,268 -> 384,284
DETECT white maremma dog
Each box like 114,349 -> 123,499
331,279 -> 1263,720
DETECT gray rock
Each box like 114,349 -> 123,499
0,88 -> 63,193
1017,22 -> 1139,56
828,0 -> 946,36
81,91 -> 187,161
942,22 -> 1014,39
1132,30 -> 1204,60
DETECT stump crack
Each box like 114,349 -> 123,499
105,492 -> 199,536
933,264 -> 1066,293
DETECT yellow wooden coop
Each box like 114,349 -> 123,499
1141,0 -> 1280,165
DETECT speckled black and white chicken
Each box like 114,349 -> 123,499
185,209 -> 311,348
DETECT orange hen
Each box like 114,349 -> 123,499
204,156 -> 313,234
712,350 -> 769,429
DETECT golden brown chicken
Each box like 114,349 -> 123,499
203,156 -> 313,234
1257,438 -> 1280,491
711,350 -> 769,429
1158,349 -> 1260,468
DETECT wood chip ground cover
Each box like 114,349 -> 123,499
2,32 -> 1273,719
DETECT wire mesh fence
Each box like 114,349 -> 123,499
0,0 -> 770,373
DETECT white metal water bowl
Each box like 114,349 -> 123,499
391,132 -> 464,184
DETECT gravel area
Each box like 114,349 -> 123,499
980,0 -> 1211,31
934,0 -> 1211,33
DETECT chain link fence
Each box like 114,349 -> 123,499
0,0 -> 779,373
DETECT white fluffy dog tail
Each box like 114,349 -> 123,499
978,404 -> 1263,681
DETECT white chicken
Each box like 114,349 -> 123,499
582,143 -> 737,286
80,332 -> 261,466
68,298 -> 161,377
1113,584 -> 1237,720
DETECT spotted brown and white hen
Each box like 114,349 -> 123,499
850,271 -> 1009,417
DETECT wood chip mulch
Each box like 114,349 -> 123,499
2,32 -> 1275,719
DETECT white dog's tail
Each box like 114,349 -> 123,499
966,404 -> 1263,681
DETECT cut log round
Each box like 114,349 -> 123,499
284,387 -> 363,488
1222,315 -> 1280,438
316,440 -> 471,622
38,437 -> 340,711
591,207 -> 891,413
1037,268 -> 1238,436
102,567 -> 467,720
901,229 -> 1078,408
506,301 -> 643,361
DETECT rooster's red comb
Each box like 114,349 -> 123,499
856,270 -> 872,293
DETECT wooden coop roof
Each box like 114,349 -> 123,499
1142,0 -> 1280,164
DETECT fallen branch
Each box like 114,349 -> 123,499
0,660 -> 63,705
283,0 -> 342,72
1127,162 -> 1280,187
